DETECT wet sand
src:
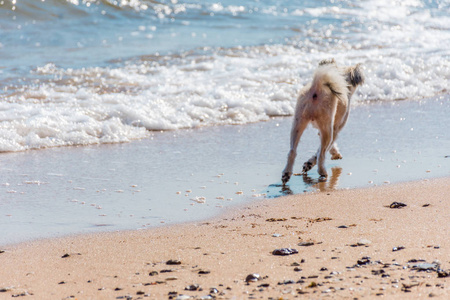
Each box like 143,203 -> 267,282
1,177 -> 449,299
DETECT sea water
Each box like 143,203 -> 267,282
1,0 -> 449,151
0,0 -> 449,245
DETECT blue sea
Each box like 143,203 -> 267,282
0,0 -> 449,245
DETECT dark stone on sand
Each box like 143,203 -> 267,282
61,253 -> 70,258
320,267 -> 328,271
185,284 -> 200,291
272,248 -> 298,256
372,269 -> 385,275
298,241 -> 314,246
136,291 -> 145,295
294,267 -> 302,272
0,250 -> 4,254
258,283 -> 270,288
408,259 -> 426,263
422,203 -> 431,207
357,257 -> 371,266
337,225 -> 348,229
389,202 -> 407,208
437,269 -> 450,278
210,288 -> 218,294
245,273 -> 261,282
393,246 -> 405,251
266,218 -> 287,222
278,279 -> 295,285
160,269 -> 173,273
198,270 -> 210,274
58,281 -> 66,284
166,259 -> 182,265
114,287 -> 123,291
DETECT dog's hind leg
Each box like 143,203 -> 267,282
317,123 -> 333,181
282,117 -> 309,184
330,143 -> 342,160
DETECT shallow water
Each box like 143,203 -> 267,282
1,96 -> 449,245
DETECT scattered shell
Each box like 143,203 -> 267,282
272,234 -> 282,237
235,191 -> 243,195
411,262 -> 439,271
298,241 -> 314,247
191,197 -> 206,203
357,239 -> 372,246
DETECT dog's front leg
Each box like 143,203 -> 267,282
282,117 -> 308,184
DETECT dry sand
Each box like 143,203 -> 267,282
0,177 -> 449,299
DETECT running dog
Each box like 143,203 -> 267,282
282,59 -> 364,184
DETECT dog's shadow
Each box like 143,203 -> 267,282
267,166 -> 343,198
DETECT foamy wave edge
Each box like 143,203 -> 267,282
1,41 -> 449,152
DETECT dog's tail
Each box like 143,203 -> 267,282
347,63 -> 365,87
313,64 -> 348,100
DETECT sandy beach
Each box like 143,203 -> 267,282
0,177 -> 448,299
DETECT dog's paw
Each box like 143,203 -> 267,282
302,161 -> 313,173
318,174 -> 328,182
282,172 -> 291,185
331,153 -> 342,160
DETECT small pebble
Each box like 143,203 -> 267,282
245,273 -> 260,282
389,202 -> 407,209
392,246 -> 405,252
185,284 -> 199,291
272,248 -> 298,256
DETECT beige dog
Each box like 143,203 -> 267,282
282,59 -> 364,184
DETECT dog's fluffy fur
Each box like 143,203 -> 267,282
282,59 -> 364,184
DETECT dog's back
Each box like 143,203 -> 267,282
297,64 -> 348,127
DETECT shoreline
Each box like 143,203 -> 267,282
1,177 -> 449,299
1,96 -> 449,246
